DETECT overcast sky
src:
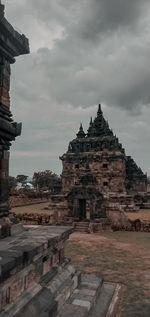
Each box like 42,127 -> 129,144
3,0 -> 150,177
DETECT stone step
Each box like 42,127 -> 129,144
58,281 -> 123,317
58,303 -> 88,317
74,225 -> 89,228
68,274 -> 103,310
91,282 -> 123,317
74,223 -> 89,227
47,266 -> 82,312
74,228 -> 89,233
58,273 -> 103,317
47,265 -> 76,297
74,226 -> 89,230
74,225 -> 89,229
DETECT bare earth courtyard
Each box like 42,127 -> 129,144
66,232 -> 150,317
12,204 -> 150,315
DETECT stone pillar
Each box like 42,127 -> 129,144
0,150 -> 9,217
0,61 -> 11,235
0,59 -> 11,220
0,2 -> 29,237
0,60 -> 11,108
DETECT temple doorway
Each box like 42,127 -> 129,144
78,199 -> 86,219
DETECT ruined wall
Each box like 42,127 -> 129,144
12,212 -> 56,226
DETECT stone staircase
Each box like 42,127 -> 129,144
62,217 -> 113,233
57,270 -> 123,317
13,261 -> 123,317
74,222 -> 90,233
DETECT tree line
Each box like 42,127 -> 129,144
9,170 -> 62,194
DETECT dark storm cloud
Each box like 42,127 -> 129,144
14,0 -> 150,111
3,0 -> 150,176
5,0 -> 150,110
75,0 -> 150,41
26,0 -> 150,43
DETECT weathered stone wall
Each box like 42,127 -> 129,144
0,2 -> 29,237
12,212 -> 56,226
113,219 -> 150,232
105,203 -> 129,228
0,226 -> 73,314
0,150 -> 9,217
61,151 -> 126,195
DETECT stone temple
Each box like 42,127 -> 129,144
50,104 -> 147,230
0,3 -> 125,316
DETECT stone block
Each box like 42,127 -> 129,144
81,273 -> 103,285
15,288 -> 58,317
72,299 -> 91,311
0,256 -> 15,281
69,293 -> 94,304
59,303 -> 88,317
74,288 -> 96,297
11,224 -> 24,236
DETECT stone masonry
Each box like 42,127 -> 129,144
50,104 -> 147,230
0,3 -> 124,316
0,1 -> 29,238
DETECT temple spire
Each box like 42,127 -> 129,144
76,123 -> 85,138
97,104 -> 102,116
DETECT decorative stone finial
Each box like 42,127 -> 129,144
76,123 -> 85,138
97,104 -> 102,115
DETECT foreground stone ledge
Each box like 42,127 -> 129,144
0,226 -> 73,313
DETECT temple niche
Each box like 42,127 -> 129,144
50,104 -> 147,229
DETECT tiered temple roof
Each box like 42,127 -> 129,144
67,104 -> 124,153
87,104 -> 113,137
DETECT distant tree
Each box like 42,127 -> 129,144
16,174 -> 28,185
32,170 -> 61,193
8,176 -> 17,192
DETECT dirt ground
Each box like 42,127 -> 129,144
11,202 -> 54,215
127,209 -> 150,221
66,232 -> 150,317
12,203 -> 150,220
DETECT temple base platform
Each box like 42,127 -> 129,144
0,225 -> 123,317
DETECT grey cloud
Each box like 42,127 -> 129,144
7,0 -> 150,112
2,0 -> 150,176
74,0 -> 150,41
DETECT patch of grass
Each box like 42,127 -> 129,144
11,202 -> 54,215
66,232 -> 150,316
